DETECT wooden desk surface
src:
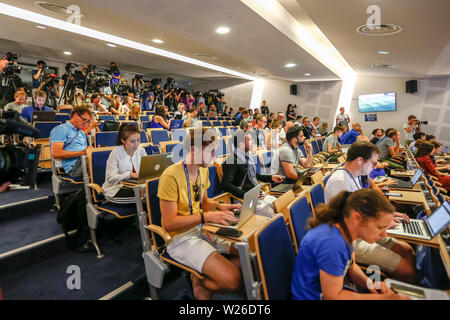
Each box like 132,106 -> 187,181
388,190 -> 427,203
202,214 -> 271,252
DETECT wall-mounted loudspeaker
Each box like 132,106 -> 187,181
406,80 -> 417,94
290,84 -> 298,96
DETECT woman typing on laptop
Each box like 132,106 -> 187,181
102,123 -> 147,205
291,189 -> 410,300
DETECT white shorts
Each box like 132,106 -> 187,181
166,226 -> 232,274
353,237 -> 400,274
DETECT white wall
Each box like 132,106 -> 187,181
349,75 -> 450,147
260,79 -> 342,127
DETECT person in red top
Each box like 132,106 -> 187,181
416,142 -> 450,191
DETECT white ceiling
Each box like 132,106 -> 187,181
0,0 -> 447,83
294,0 -> 450,78
0,0 -> 339,82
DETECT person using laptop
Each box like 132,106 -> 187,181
222,130 -> 284,217
102,123 -> 147,204
248,114 -> 267,149
291,189 -> 410,300
50,105 -> 93,178
430,141 -> 450,171
21,90 -> 54,123
376,129 -> 405,169
416,142 -> 450,191
322,126 -> 344,154
324,141 -> 416,283
158,127 -> 242,300
272,126 -> 313,183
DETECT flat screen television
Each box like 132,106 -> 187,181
358,92 -> 396,112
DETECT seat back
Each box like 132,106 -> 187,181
35,121 -> 61,139
141,121 -> 152,131
309,182 -> 325,212
95,131 -> 118,147
87,147 -> 114,202
55,114 -> 70,123
169,119 -> 184,130
207,165 -> 223,198
311,139 -> 320,155
298,144 -> 307,156
218,127 -> 230,138
323,173 -> 332,186
316,138 -> 323,151
118,115 -> 126,121
255,215 -> 296,300
145,178 -> 165,249
288,195 -> 314,252
212,121 -> 222,127
140,131 -> 149,143
172,128 -> 187,142
140,115 -> 150,122
202,121 -> 212,127
150,129 -> 170,145
222,121 -> 231,127
261,151 -> 274,174
99,115 -> 116,122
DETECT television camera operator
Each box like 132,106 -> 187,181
107,62 -> 121,86
0,109 -> 41,189
59,63 -> 86,107
0,52 -> 25,105
163,77 -> 180,111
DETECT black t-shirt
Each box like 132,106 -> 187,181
260,105 -> 269,115
286,110 -> 296,120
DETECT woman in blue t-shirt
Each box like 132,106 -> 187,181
291,189 -> 410,300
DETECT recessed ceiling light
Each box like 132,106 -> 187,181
106,43 -> 117,47
371,64 -> 399,70
377,50 -> 390,55
357,24 -> 402,36
152,39 -> 164,44
304,73 -> 311,76
216,27 -> 230,34
285,63 -> 296,68
36,25 -> 46,29
63,51 -> 72,55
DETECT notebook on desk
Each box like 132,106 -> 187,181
390,168 -> 423,189
206,184 -> 261,230
387,201 -> 450,241
123,154 -> 173,184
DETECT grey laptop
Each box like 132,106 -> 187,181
270,168 -> 311,194
123,153 -> 173,184
391,168 -> 423,189
387,201 -> 450,240
207,184 -> 262,230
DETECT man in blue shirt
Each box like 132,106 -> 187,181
340,122 -> 363,145
31,60 -> 46,90
108,62 -> 120,86
50,105 -> 93,177
21,90 -> 54,123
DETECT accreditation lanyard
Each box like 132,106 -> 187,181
336,168 -> 362,190
183,161 -> 201,216
289,142 -> 301,165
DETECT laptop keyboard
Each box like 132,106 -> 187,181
227,209 -> 240,227
402,220 -> 424,236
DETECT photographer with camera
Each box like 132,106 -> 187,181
50,105 -> 93,178
108,62 -> 121,86
132,75 -> 145,99
403,115 -> 422,145
21,90 -> 54,123
31,60 -> 46,94
38,72 -> 60,109
0,52 -> 25,104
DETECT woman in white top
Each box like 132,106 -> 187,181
102,123 -> 147,204
266,118 -> 283,149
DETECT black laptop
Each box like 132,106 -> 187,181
270,168 -> 311,194
390,168 -> 423,189
32,111 -> 56,123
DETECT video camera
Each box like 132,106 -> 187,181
42,73 -> 60,88
2,52 -> 21,77
106,64 -> 119,75
415,119 -> 428,125
0,110 -> 41,187
65,62 -> 78,73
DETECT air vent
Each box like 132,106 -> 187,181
35,2 -> 84,17
371,64 -> 399,70
357,24 -> 402,36
193,53 -> 218,60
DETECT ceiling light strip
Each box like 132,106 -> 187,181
0,2 -> 256,81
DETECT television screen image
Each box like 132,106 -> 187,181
358,92 -> 396,112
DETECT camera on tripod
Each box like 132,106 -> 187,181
2,52 -> 21,76
0,110 -> 41,187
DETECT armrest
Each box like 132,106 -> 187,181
229,194 -> 243,202
147,224 -> 171,243
430,176 -> 439,181
212,192 -> 232,204
259,182 -> 271,194
434,181 -> 443,187
88,183 -> 103,194
438,187 -> 447,195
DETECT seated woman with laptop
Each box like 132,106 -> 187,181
291,189 -> 410,300
102,123 -> 147,205
416,142 -> 450,191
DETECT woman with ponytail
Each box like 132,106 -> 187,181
291,189 -> 410,300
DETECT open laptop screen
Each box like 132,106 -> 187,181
426,202 -> 450,236
442,146 -> 448,154
411,168 -> 423,185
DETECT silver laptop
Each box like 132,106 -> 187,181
387,201 -> 450,240
207,184 -> 261,229
123,153 -> 173,184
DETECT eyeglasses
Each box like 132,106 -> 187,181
78,114 -> 91,123
368,160 -> 378,168
193,184 -> 200,202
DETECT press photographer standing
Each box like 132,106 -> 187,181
108,62 -> 121,86
403,115 -> 422,145
31,60 -> 46,95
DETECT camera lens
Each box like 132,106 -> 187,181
0,147 -> 19,184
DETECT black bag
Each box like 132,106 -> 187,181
102,120 -> 120,131
56,189 -> 89,250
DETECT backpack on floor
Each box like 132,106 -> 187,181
56,189 -> 89,250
